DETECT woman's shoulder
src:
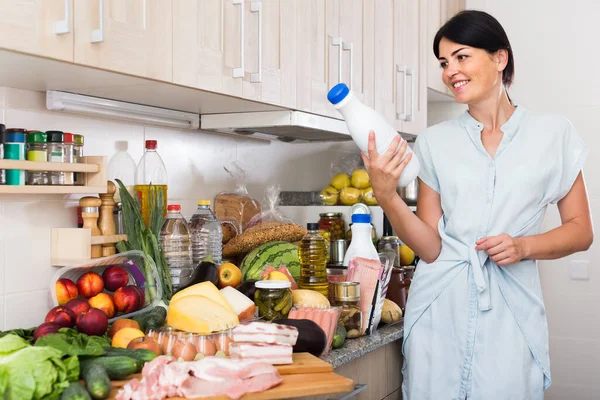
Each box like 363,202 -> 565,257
417,119 -> 463,142
522,109 -> 574,132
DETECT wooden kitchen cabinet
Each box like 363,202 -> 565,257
427,0 -> 465,95
0,0 -> 74,62
74,0 -> 172,81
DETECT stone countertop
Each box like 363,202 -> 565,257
320,320 -> 404,369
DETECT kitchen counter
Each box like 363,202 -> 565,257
321,321 -> 404,368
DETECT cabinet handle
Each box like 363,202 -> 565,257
232,0 -> 244,78
342,42 -> 353,89
55,0 -> 70,35
405,67 -> 414,122
332,37 -> 343,84
250,1 -> 262,83
396,64 -> 407,120
91,0 -> 104,43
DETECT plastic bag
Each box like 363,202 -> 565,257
214,162 -> 261,233
246,185 -> 294,229
320,153 -> 378,206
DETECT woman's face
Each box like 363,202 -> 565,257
437,37 -> 506,104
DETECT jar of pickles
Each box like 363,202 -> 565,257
333,282 -> 362,338
254,280 -> 292,321
318,213 -> 345,240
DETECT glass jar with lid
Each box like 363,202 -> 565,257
63,133 -> 75,185
26,131 -> 48,185
318,213 -> 345,241
254,280 -> 292,321
46,130 -> 64,185
0,124 -> 5,185
73,134 -> 85,186
333,281 -> 362,338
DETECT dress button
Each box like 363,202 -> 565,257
470,312 -> 475,318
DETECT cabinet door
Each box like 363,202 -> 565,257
362,0 -> 375,109
339,0 -> 364,104
74,0 -> 172,81
241,0 -> 297,108
396,0 -> 427,135
373,0 -> 397,126
426,0 -> 447,94
0,0 -> 73,61
297,0 -> 328,115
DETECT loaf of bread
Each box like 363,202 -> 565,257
215,193 -> 261,232
223,224 -> 307,257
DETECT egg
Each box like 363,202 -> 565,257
195,336 -> 217,357
171,339 -> 197,361
215,334 -> 232,356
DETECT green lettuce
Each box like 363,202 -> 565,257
34,328 -> 110,357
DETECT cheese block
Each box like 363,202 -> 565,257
220,286 -> 256,321
167,295 -> 239,334
171,281 -> 235,314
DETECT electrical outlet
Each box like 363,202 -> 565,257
569,260 -> 590,281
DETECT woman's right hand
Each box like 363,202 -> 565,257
361,131 -> 412,204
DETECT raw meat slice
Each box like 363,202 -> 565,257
232,321 -> 298,345
229,342 -> 293,365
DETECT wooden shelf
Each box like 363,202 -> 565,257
0,159 -> 100,173
0,185 -> 108,194
90,234 -> 128,245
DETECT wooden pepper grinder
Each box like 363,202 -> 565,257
80,196 -> 102,258
99,181 -> 117,256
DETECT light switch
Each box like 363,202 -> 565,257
569,260 -> 590,281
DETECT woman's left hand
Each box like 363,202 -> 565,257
475,233 -> 525,266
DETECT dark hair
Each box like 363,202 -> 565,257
433,10 -> 514,88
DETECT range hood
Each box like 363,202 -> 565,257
200,111 -> 353,142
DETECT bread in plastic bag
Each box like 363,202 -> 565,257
246,185 -> 294,229
214,163 -> 261,233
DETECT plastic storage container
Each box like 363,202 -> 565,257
49,250 -> 163,323
327,83 -> 420,187
254,280 -> 293,321
160,204 -> 193,291
189,200 -> 223,266
147,327 -> 233,359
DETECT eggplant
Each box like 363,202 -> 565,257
236,280 -> 258,300
273,319 -> 327,357
174,259 -> 219,294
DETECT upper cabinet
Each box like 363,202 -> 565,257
427,0 -> 465,95
74,0 -> 172,81
0,0 -> 74,62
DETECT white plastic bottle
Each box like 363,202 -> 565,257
343,213 -> 380,266
327,83 -> 420,187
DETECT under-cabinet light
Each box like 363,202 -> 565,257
46,91 -> 200,130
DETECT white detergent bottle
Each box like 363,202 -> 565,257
343,214 -> 380,266
327,83 -> 420,187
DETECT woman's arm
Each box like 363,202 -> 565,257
476,172 -> 593,265
362,132 -> 443,263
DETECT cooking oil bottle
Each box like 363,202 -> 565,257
298,223 -> 329,296
134,140 -> 168,227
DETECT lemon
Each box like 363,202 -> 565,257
330,173 -> 351,190
351,169 -> 371,189
399,245 -> 416,266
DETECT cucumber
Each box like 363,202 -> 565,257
102,346 -> 157,363
82,363 -> 110,400
133,306 -> 167,332
60,382 -> 92,400
80,356 -> 142,380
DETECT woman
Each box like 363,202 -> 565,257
363,10 -> 593,400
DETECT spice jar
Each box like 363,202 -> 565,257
26,131 -> 48,185
4,129 -> 27,186
254,280 -> 292,321
46,131 -> 64,185
0,124 -> 5,185
333,282 -> 362,338
63,133 -> 75,185
319,213 -> 345,240
73,134 -> 84,186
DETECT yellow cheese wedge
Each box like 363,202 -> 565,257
171,281 -> 235,314
167,295 -> 239,334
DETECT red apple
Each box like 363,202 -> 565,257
76,308 -> 109,336
64,298 -> 91,318
34,322 -> 62,342
102,266 -> 130,292
114,285 -> 142,314
55,278 -> 78,306
76,272 -> 104,299
45,306 -> 76,328
133,286 -> 146,309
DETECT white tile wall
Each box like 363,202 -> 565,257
0,87 -> 361,330
465,0 -> 600,396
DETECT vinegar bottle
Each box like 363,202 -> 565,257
327,83 -> 420,187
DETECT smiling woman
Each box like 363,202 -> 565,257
360,9 -> 593,400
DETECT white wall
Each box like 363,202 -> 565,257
458,2 -> 599,398
0,87 -> 359,330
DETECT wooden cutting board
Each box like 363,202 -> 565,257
111,353 -> 333,389
109,372 -> 354,400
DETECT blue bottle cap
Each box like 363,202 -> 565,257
327,83 -> 350,105
351,213 -> 371,224
4,132 -> 25,143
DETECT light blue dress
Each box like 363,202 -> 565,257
402,106 -> 587,400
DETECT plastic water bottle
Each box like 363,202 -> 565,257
343,214 -> 380,266
108,141 -> 136,202
160,204 -> 193,290
189,200 -> 223,266
327,83 -> 420,187
298,223 -> 329,296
